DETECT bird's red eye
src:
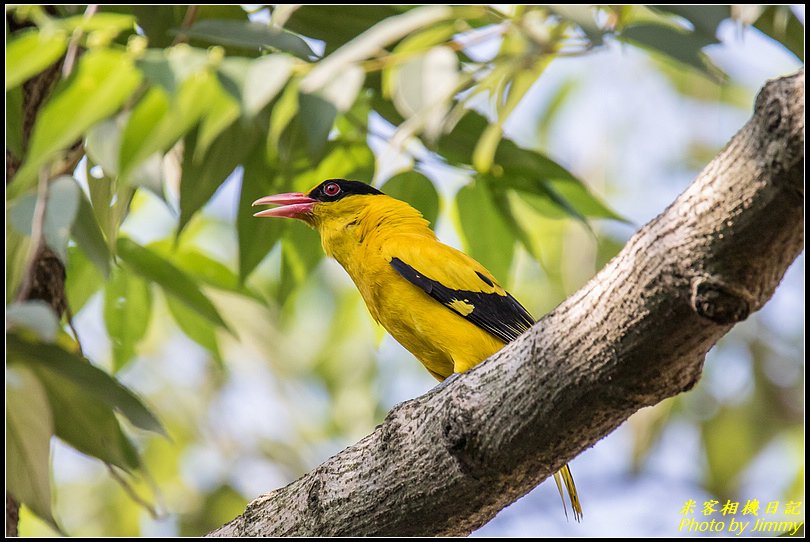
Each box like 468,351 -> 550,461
323,183 -> 341,197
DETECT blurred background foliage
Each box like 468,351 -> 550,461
5,4 -> 803,536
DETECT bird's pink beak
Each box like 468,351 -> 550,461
252,193 -> 316,219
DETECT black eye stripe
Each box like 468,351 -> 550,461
308,179 -> 384,202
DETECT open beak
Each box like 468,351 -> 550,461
252,193 -> 316,219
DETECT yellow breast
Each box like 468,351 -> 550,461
312,195 -> 505,380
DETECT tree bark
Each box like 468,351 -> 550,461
209,70 -> 804,537
5,248 -> 66,537
6,8 -> 71,536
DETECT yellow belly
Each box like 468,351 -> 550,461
346,253 -> 505,380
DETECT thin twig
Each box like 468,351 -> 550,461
448,22 -> 508,54
359,23 -> 508,74
15,168 -> 51,302
105,464 -> 161,520
172,5 -> 200,45
62,4 -> 98,78
270,4 -> 299,29
65,304 -> 85,357
140,461 -> 167,521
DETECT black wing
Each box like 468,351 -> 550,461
389,257 -> 534,344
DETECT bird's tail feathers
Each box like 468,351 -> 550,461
552,464 -> 583,522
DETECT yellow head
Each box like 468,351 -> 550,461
253,179 -> 432,258
252,179 -> 382,223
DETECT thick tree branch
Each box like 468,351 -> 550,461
209,70 -> 804,537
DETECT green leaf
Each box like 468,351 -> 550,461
312,64 -> 366,114
279,221 -> 324,304
441,111 -> 626,224
474,56 -> 551,172
83,166 -> 134,254
651,5 -> 729,40
7,223 -> 32,303
85,116 -> 125,177
220,54 -> 294,117
72,186 -> 112,277
57,12 -> 136,34
185,484 -> 250,536
297,92 -> 337,162
537,78 -> 578,146
195,78 -> 241,157
181,19 -> 315,59
629,399 -> 674,472
266,79 -> 300,161
165,294 -> 222,364
621,23 -> 725,81
753,5 -> 804,62
382,21 -> 457,99
136,46 -> 210,94
455,181 -> 515,282
486,181 -> 543,263
7,333 -> 165,434
653,61 -> 750,106
195,5 -> 253,22
104,268 -> 153,372
391,46 -> 459,140
547,5 -> 604,45
369,85 -> 406,132
155,243 -> 241,292
118,88 -> 168,172
300,6 -> 458,94
85,170 -> 115,247
702,404 -> 760,496
179,120 -> 261,235
119,72 -> 215,181
214,56 -> 250,102
5,28 -> 68,91
128,5 -> 187,48
494,141 -> 626,223
380,171 -> 440,226
238,148 -> 284,282
9,175 -> 81,261
35,366 -> 140,471
437,109 -> 488,165
473,121 -> 505,174
284,5 -> 406,54
311,142 -> 375,182
117,238 -> 228,330
543,177 -> 625,221
11,49 -> 143,197
66,245 -> 104,315
334,90 -> 372,140
6,364 -> 56,528
6,301 -> 60,343
392,20 -> 459,55
128,4 -> 250,52
494,139 -> 577,181
6,86 -> 24,160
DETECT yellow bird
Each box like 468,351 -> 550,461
254,178 -> 582,521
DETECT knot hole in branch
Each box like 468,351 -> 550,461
307,475 -> 323,517
754,72 -> 800,136
690,277 -> 751,325
442,404 -> 480,477
754,73 -> 804,173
